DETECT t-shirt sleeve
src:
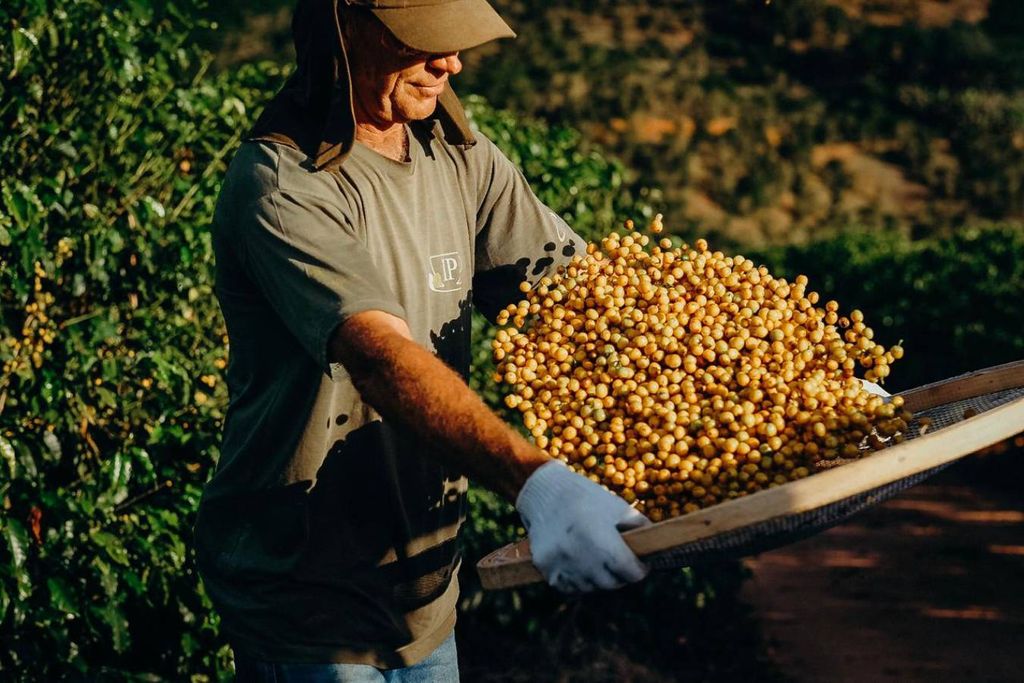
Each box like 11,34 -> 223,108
237,189 -> 408,373
471,137 -> 588,322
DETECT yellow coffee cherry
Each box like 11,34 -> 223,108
492,225 -> 909,518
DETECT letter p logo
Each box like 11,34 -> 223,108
428,251 -> 464,293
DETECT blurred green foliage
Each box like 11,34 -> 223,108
0,0 -> 275,677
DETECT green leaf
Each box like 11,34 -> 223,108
101,357 -> 120,382
142,196 -> 166,220
15,439 -> 39,480
219,96 -> 246,117
2,184 -> 29,227
41,430 -> 62,463
47,577 -> 77,615
107,229 -> 125,253
54,141 -> 77,159
4,520 -> 28,569
92,531 -> 129,566
107,452 -> 132,504
8,28 -> 38,79
93,557 -> 119,598
0,435 -> 16,478
94,602 -> 130,654
4,519 -> 32,600
96,386 -> 118,409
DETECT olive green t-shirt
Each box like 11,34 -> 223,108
195,120 -> 584,667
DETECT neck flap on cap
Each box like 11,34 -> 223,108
249,0 -> 476,173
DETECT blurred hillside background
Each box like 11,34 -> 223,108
210,0 -> 1024,246
2,0 -> 1022,680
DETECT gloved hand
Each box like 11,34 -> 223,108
516,460 -> 650,593
860,378 -> 891,401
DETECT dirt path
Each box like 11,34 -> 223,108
741,469 -> 1024,683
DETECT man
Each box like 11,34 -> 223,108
195,0 -> 649,679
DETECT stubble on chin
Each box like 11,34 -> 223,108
394,93 -> 438,123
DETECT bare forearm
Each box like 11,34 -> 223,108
329,315 -> 550,501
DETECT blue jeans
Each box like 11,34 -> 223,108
233,632 -> 459,683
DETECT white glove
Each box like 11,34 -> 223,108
860,378 -> 891,401
516,460 -> 650,593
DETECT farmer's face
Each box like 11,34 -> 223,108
345,12 -> 463,126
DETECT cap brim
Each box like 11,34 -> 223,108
372,0 -> 516,54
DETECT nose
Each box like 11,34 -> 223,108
427,52 -> 462,76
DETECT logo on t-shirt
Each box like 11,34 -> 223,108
428,251 -> 464,293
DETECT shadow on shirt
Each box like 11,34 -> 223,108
196,299 -> 483,659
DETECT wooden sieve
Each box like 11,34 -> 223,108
477,360 -> 1024,590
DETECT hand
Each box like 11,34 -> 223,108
516,460 -> 650,593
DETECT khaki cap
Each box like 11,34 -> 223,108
346,0 -> 516,54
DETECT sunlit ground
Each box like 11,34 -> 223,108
742,464 -> 1024,682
